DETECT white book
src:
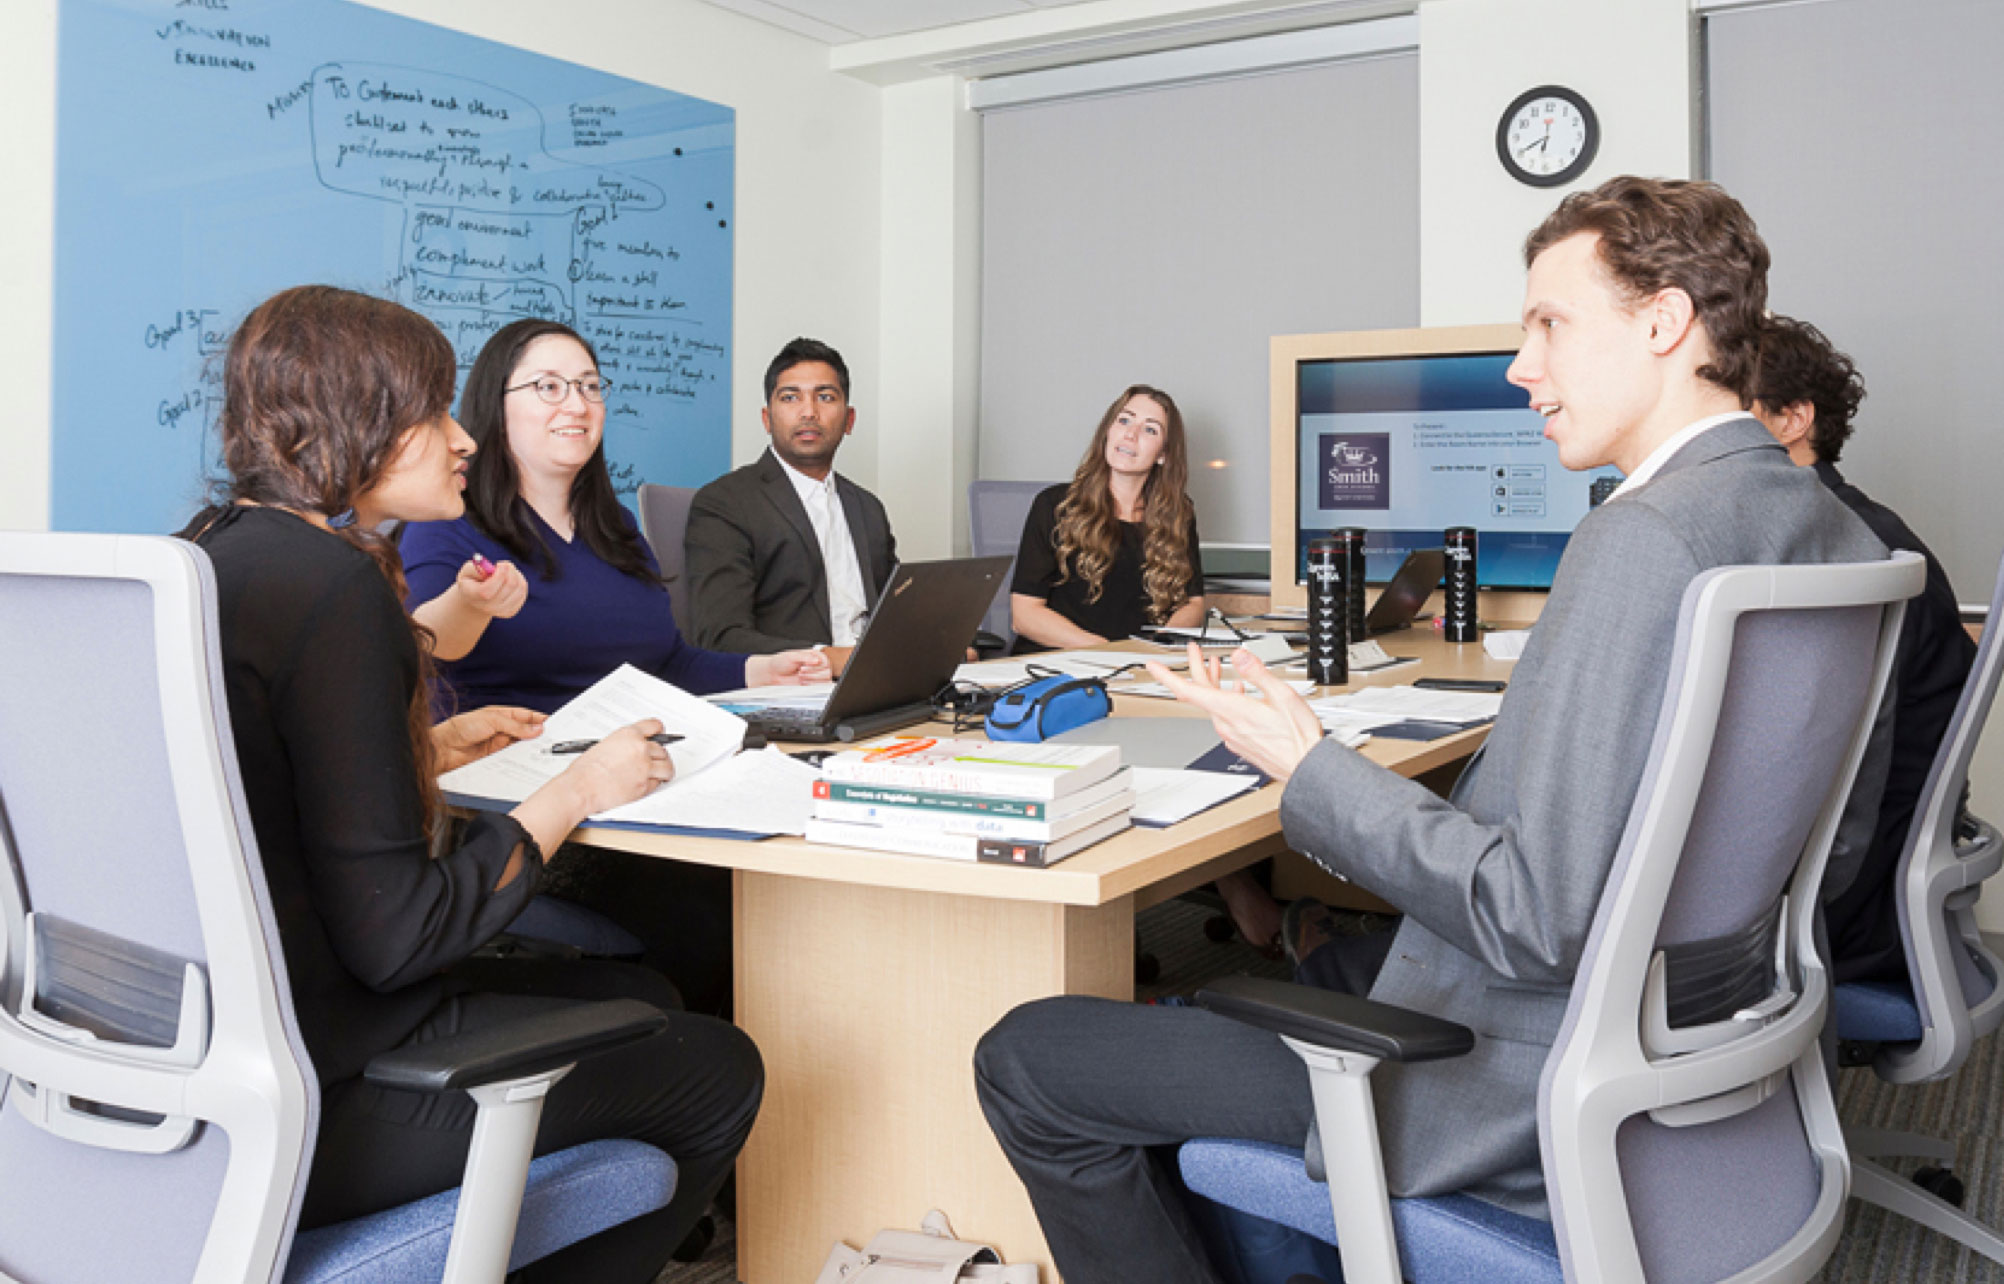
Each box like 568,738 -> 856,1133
822,736 -> 1122,799
804,812 -> 1131,867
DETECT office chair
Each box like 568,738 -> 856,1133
0,532 -> 676,1283
1834,548 -> 2004,1262
967,479 -> 1055,655
638,482 -> 699,633
1179,552 -> 1925,1284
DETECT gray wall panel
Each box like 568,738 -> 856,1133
1707,0 -> 2004,598
979,54 -> 1420,550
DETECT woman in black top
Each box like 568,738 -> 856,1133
1008,386 -> 1284,951
1010,385 -> 1206,653
183,286 -> 759,1282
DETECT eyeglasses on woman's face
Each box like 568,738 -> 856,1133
506,374 -> 610,405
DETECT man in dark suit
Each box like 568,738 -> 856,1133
1753,314 -> 1976,986
972,178 -> 1888,1284
684,338 -> 897,671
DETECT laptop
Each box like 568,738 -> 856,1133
1362,549 -> 1446,636
729,556 -> 1013,743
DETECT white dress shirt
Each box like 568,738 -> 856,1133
772,448 -> 871,646
1605,411 -> 1748,503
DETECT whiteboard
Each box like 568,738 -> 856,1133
55,0 -> 735,534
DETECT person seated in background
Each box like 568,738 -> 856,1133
684,337 -> 898,674
1008,384 -> 1206,654
400,318 -> 827,709
1004,383 -> 1287,949
180,285 -> 760,1282
972,177 -> 1887,1284
399,318 -> 826,1015
1752,313 -> 1977,986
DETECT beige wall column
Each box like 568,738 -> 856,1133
1417,0 -> 1698,327
873,75 -> 982,559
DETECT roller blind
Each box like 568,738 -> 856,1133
1705,0 -> 2004,598
978,51 -> 1420,551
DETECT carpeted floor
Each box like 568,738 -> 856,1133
655,901 -> 2004,1283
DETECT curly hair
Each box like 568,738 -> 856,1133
1524,176 -> 1770,400
1753,314 -> 1866,463
188,284 -> 456,829
1051,385 -> 1197,623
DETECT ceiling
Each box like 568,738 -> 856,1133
696,0 -> 1095,45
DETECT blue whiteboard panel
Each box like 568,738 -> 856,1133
56,0 -> 733,534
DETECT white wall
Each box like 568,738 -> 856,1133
1416,0 -> 1697,327
876,76 -> 983,559
0,5 -> 57,531
0,0 -> 884,533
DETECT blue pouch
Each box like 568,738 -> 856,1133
985,674 -> 1112,742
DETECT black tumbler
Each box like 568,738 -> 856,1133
1336,527 -> 1369,643
1306,536 -> 1348,686
1444,526 -> 1479,642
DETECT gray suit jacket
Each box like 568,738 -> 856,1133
684,449 -> 898,654
1279,418 -> 1886,1218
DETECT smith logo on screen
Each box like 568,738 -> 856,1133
1319,434 -> 1390,508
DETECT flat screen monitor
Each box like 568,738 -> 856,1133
1267,324 -> 1621,606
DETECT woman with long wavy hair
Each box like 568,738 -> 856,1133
1009,385 -> 1207,652
181,286 -> 760,1282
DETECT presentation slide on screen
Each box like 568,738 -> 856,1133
1295,355 -> 1620,588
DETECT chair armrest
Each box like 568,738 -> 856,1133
363,999 -> 669,1094
1197,976 -> 1474,1063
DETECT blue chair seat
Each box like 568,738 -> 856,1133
1834,979 -> 1926,1044
284,1140 -> 675,1283
1179,1138 -> 1559,1284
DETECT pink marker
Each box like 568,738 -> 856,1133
472,555 -> 497,579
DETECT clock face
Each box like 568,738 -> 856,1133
1497,86 -> 1599,188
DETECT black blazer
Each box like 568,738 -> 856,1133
684,449 -> 898,653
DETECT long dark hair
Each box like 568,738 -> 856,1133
459,318 -> 657,584
184,284 -> 453,826
1052,385 -> 1197,621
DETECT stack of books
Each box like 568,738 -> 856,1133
805,736 -> 1133,867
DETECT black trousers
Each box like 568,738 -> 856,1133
973,933 -> 1391,1284
303,959 -> 761,1284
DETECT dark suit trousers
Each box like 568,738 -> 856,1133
303,959 -> 762,1284
973,935 -> 1392,1284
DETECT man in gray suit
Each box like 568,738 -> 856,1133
973,177 -> 1888,1284
685,337 -> 897,671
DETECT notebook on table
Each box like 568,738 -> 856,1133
728,556 -> 1012,744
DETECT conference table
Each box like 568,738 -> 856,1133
569,627 -> 1519,1284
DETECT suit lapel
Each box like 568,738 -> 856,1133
833,474 -> 883,597
755,450 -> 833,633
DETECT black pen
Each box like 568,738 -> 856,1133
548,732 -> 683,754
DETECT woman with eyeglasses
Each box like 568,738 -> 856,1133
400,319 -> 823,1018
401,318 -> 826,711
181,287 -> 760,1282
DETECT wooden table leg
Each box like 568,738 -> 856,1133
733,869 -> 1133,1284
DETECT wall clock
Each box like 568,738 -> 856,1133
1497,85 -> 1599,188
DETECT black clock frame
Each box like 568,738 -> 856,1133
1496,85 -> 1599,189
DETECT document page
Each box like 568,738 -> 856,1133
441,664 -> 749,807
596,746 -> 820,835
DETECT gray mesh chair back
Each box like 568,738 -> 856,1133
1541,552 -> 1923,1283
968,480 -> 1055,649
0,532 -> 316,1283
1881,547 -> 2004,1081
637,484 -> 698,632
1836,547 -> 2004,1263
